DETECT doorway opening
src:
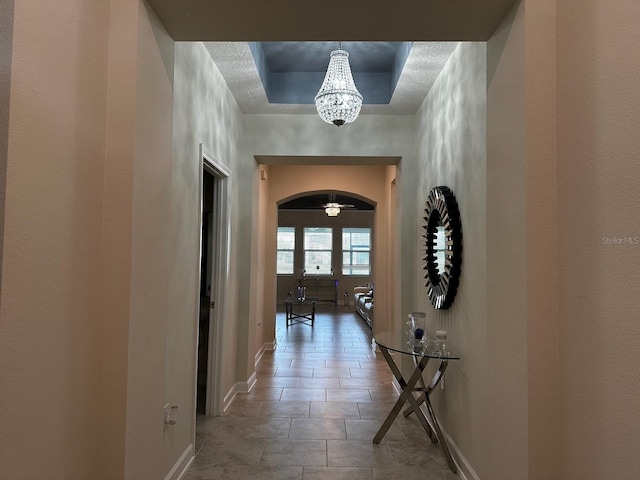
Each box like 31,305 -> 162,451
197,170 -> 214,414
195,145 -> 230,417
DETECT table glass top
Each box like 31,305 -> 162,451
284,296 -> 318,303
374,330 -> 460,360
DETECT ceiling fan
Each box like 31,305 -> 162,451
320,194 -> 355,216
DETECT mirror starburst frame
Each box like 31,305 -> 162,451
422,186 -> 463,309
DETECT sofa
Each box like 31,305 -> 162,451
353,285 -> 373,328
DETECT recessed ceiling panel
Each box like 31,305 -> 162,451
205,42 -> 458,115
248,42 -> 412,105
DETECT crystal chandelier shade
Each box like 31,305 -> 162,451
315,49 -> 363,127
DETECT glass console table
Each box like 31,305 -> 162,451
373,330 -> 460,473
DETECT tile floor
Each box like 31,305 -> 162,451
184,306 -> 459,480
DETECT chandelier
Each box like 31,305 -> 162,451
315,43 -> 363,127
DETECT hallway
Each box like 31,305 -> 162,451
185,307 -> 458,480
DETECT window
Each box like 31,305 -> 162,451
342,227 -> 371,275
277,227 -> 295,274
303,227 -> 333,275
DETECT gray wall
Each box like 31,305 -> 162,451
413,42 -> 489,476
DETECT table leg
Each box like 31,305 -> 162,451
408,360 -> 456,472
403,359 -> 447,417
285,302 -> 292,328
311,302 -> 315,326
374,345 -> 457,474
373,346 -> 431,443
424,391 -> 457,473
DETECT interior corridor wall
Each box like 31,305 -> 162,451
413,42 -> 489,477
556,1 -> 640,478
0,1 -> 111,478
171,37 -> 244,468
124,3 -> 175,478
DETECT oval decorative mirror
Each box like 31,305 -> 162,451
422,186 -> 463,309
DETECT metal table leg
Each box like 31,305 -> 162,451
373,344 -> 457,473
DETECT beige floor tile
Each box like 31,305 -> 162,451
339,377 -> 385,389
312,367 -> 352,378
326,389 -> 372,403
223,399 -> 262,417
260,439 -> 328,467
302,466 -> 374,480
368,388 -> 400,404
215,465 -> 303,480
310,401 -> 360,419
281,388 -> 327,402
327,440 -> 396,468
240,387 -> 284,401
194,437 -> 266,466
291,359 -> 327,368
357,403 -> 399,420
259,401 -> 310,419
182,464 -> 225,480
201,416 -> 292,439
326,359 -> 362,369
284,346 -> 318,353
299,377 -> 341,389
304,352 -> 339,360
254,376 -> 300,388
276,367 -> 315,377
344,419 -> 406,443
386,441 -> 449,468
373,466 -> 448,480
336,353 -> 371,361
289,418 -> 347,439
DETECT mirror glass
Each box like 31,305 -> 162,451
434,225 -> 446,274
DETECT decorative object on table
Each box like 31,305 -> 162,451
433,329 -> 448,356
407,311 -> 426,352
411,311 -> 426,331
296,282 -> 306,302
422,186 -> 463,309
315,42 -> 363,127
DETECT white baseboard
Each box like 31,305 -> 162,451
443,431 -> 479,480
166,443 -> 194,480
221,339 -> 277,415
222,372 -> 258,413
223,384 -> 237,412
255,341 -> 277,366
239,372 -> 257,393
